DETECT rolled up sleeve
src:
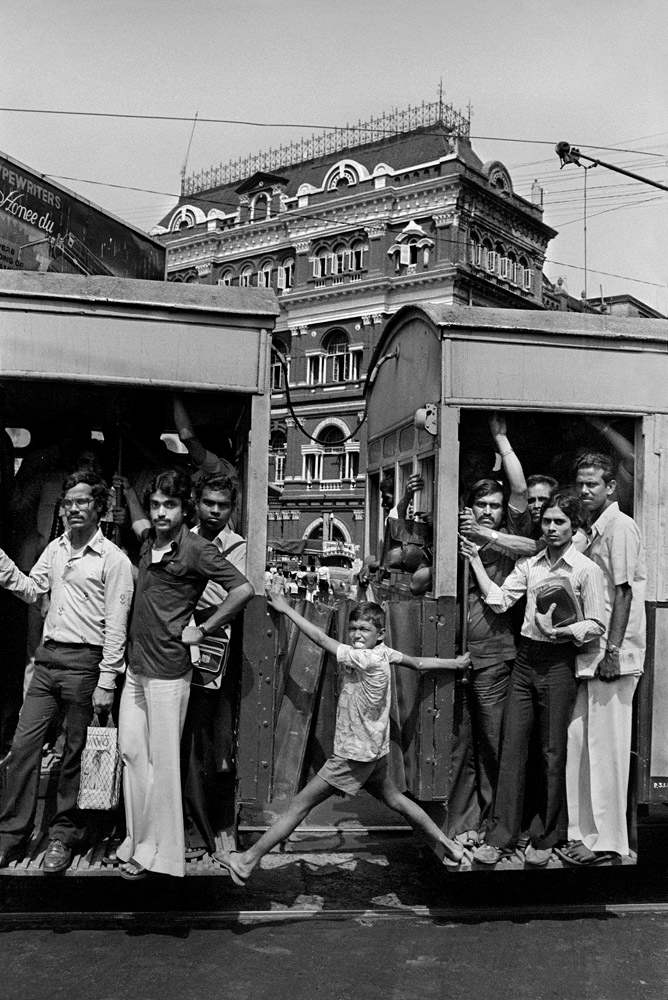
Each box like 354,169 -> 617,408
569,562 -> 607,646
485,559 -> 530,613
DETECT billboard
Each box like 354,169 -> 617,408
0,151 -> 165,280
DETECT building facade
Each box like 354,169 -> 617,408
154,100 -> 556,560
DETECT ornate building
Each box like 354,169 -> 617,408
153,99 -> 556,560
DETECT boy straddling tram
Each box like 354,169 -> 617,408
213,594 -> 470,884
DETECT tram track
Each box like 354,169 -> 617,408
2,899 -> 668,930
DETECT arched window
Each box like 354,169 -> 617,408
317,424 -> 346,482
252,193 -> 269,223
332,243 -> 348,275
519,255 -> 533,291
350,239 -> 367,271
239,264 -> 253,288
271,340 -> 288,391
217,269 -> 234,287
324,330 -> 350,383
470,231 -> 482,267
257,260 -> 273,288
278,256 -> 294,292
482,238 -> 495,274
270,427 -> 287,483
312,246 -> 329,279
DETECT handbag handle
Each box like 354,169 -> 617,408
92,712 -> 117,730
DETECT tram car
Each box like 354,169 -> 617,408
0,271 -> 277,875
359,302 -> 668,868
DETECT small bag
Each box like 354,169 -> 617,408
535,575 -> 583,627
77,714 -> 122,810
191,607 -> 231,690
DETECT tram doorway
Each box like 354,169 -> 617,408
0,376 -> 254,754
457,409 -> 638,518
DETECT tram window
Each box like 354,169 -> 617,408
368,472 -> 381,555
416,456 -> 434,517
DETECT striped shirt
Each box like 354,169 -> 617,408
484,544 -> 606,669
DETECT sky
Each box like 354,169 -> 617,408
1,0 -> 667,311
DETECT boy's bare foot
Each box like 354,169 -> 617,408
212,849 -> 250,886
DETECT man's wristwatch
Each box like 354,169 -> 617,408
606,642 -> 621,655
489,530 -> 499,543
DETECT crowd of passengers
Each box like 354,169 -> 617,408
0,403 -> 646,880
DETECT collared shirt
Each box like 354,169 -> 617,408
584,502 -> 647,677
484,543 -> 606,674
0,529 -> 133,689
128,524 -> 249,680
334,642 -> 402,762
191,524 -> 247,608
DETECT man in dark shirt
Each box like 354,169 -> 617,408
460,476 -> 529,834
453,414 -> 532,839
116,470 -> 253,879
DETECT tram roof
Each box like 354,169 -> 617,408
368,303 -> 668,385
0,271 -> 279,321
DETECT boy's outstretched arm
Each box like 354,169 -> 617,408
267,589 -> 340,656
398,651 -> 471,672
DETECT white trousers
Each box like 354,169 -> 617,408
566,675 -> 638,856
117,668 -> 191,877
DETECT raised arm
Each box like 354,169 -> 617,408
115,476 -> 150,538
489,412 -> 527,513
0,545 -> 52,604
265,589 -> 340,656
459,534 -> 528,611
459,507 -> 537,559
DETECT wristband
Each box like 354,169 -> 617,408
489,530 -> 499,542
606,642 -> 621,655
498,449 -> 514,457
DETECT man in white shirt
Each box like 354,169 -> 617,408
0,472 -> 133,872
183,473 -> 247,856
561,452 -> 647,864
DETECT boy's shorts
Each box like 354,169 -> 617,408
317,753 -> 389,796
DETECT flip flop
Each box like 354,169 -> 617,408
554,844 -> 616,867
118,860 -> 148,881
211,850 -> 248,887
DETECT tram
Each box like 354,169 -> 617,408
360,302 -> 668,866
0,270 -> 277,875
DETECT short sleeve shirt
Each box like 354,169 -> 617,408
129,524 -> 248,679
584,502 -> 647,677
334,642 -> 402,762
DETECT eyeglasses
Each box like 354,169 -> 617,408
61,497 -> 94,511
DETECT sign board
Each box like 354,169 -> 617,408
0,151 -> 165,279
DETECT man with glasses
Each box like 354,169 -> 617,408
0,471 -> 133,872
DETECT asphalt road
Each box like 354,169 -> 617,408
2,838 -> 667,1000
1,912 -> 666,1000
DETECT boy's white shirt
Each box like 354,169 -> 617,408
333,642 -> 402,762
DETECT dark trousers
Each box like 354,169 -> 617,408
467,660 -> 513,830
0,661 -> 98,849
487,639 -> 577,851
181,683 -> 236,854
